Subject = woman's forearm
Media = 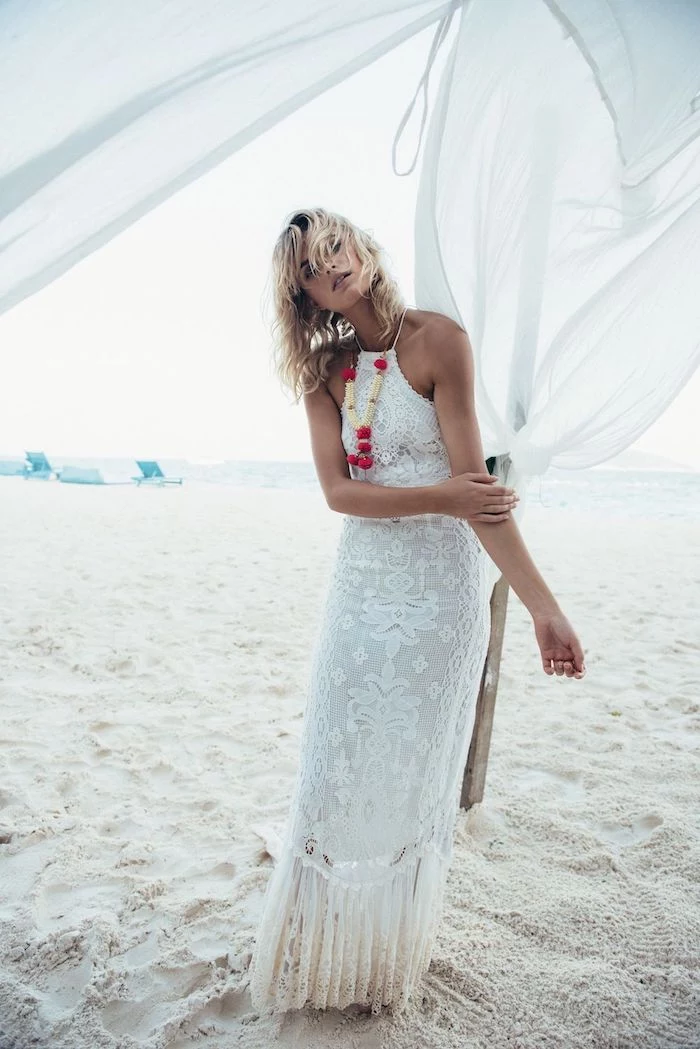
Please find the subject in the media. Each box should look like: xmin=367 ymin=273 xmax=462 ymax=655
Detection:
xmin=470 ymin=515 xmax=561 ymax=618
xmin=327 ymin=477 xmax=446 ymax=518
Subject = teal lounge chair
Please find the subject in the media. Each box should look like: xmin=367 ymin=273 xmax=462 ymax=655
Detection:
xmin=132 ymin=460 xmax=183 ymax=486
xmin=24 ymin=451 xmax=57 ymax=479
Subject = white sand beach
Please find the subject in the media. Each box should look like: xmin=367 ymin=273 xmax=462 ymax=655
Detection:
xmin=0 ymin=478 xmax=698 ymax=1049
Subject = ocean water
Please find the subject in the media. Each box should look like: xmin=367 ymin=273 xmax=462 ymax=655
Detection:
xmin=2 ymin=456 xmax=698 ymax=521
xmin=518 ymin=467 xmax=700 ymax=520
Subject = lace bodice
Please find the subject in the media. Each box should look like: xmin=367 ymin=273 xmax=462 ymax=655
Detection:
xmin=341 ymin=347 xmax=452 ymax=490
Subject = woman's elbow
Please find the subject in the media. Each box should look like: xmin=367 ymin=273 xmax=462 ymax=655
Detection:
xmin=324 ymin=480 xmax=348 ymax=513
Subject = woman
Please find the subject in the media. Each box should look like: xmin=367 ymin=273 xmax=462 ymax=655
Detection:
xmin=248 ymin=207 xmax=586 ymax=1018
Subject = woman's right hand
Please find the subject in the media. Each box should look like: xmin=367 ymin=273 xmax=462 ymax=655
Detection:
xmin=437 ymin=472 xmax=519 ymax=522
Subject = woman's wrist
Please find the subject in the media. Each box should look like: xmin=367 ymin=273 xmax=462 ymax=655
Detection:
xmin=529 ymin=598 xmax=563 ymax=619
xmin=423 ymin=481 xmax=449 ymax=515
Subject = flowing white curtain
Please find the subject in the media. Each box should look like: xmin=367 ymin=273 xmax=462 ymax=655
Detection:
xmin=415 ymin=0 xmax=700 ymax=496
xmin=2 ymin=0 xmax=699 ymax=497
xmin=0 ymin=0 xmax=451 ymax=316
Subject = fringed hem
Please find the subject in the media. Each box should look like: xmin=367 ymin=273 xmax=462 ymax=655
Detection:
xmin=248 ymin=845 xmax=448 ymax=1016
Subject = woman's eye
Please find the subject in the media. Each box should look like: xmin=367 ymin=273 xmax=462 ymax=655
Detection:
xmin=301 ymin=245 xmax=339 ymax=281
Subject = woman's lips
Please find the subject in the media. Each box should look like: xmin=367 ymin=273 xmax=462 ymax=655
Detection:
xmin=333 ymin=272 xmax=351 ymax=290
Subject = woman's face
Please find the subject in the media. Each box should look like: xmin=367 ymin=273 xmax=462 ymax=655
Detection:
xmin=297 ymin=234 xmax=368 ymax=312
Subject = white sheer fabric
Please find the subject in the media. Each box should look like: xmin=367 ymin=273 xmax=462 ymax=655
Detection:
xmin=0 ymin=0 xmax=451 ymax=315
xmin=249 ymin=347 xmax=490 ymax=1014
xmin=414 ymin=0 xmax=700 ymax=498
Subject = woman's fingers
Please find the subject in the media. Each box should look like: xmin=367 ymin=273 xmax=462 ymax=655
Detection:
xmin=471 ymin=500 xmax=518 ymax=521
xmin=549 ymin=653 xmax=586 ymax=677
xmin=533 ymin=612 xmax=586 ymax=680
xmin=467 ymin=476 xmax=518 ymax=500
xmin=560 ymin=640 xmax=586 ymax=676
xmin=546 ymin=658 xmax=571 ymax=676
xmin=484 ymin=499 xmax=518 ymax=512
xmin=470 ymin=474 xmax=513 ymax=492
xmin=473 ymin=511 xmax=511 ymax=522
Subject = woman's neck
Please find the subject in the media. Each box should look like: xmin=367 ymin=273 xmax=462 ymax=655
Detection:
xmin=341 ymin=298 xmax=401 ymax=352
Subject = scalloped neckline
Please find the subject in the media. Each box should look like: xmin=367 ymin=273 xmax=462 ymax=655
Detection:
xmin=357 ymin=346 xmax=434 ymax=406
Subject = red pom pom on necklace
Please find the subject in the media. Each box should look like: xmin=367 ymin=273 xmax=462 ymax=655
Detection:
xmin=356 ymin=425 xmax=371 ymax=438
xmin=346 ymin=453 xmax=359 ymax=466
xmin=374 ymin=358 xmax=388 ymax=371
xmin=358 ymin=441 xmax=372 ymax=453
xmin=357 ymin=455 xmax=374 ymax=470
xmin=342 ymin=367 xmax=356 ymax=381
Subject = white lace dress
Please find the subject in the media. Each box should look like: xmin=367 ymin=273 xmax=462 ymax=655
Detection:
xmin=248 ymin=345 xmax=491 ymax=1016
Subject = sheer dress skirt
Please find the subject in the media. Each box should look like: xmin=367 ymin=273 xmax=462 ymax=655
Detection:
xmin=248 ymin=510 xmax=490 ymax=1016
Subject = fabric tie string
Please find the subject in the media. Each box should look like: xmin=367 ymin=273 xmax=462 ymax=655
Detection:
xmin=391 ymin=0 xmax=463 ymax=177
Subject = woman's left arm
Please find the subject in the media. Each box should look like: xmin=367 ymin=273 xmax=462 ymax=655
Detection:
xmin=431 ymin=317 xmax=586 ymax=679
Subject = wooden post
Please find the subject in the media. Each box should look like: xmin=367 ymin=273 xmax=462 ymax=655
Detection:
xmin=460 ymin=453 xmax=511 ymax=809
xmin=460 ymin=571 xmax=510 ymax=809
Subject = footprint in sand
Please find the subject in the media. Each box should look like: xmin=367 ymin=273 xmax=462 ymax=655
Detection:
xmin=642 ymin=702 xmax=699 ymax=751
xmin=101 ymin=960 xmax=212 ymax=1039
xmin=176 ymin=987 xmax=253 ymax=1036
xmin=28 ymin=930 xmax=93 ymax=1013
xmin=87 ymin=719 xmax=134 ymax=748
xmin=591 ymin=813 xmax=664 ymax=847
xmin=35 ymin=877 xmax=127 ymax=933
xmin=514 ymin=766 xmax=585 ymax=803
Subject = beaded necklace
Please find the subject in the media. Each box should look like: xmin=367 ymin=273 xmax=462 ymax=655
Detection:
xmin=342 ymin=307 xmax=408 ymax=471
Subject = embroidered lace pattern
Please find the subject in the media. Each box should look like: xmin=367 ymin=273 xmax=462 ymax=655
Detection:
xmin=249 ymin=346 xmax=491 ymax=1016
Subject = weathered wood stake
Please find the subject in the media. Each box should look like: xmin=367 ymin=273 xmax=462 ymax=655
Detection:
xmin=460 ymin=571 xmax=510 ymax=809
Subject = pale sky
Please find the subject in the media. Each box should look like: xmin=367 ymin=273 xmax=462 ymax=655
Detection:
xmin=1 ymin=26 xmax=698 ymax=468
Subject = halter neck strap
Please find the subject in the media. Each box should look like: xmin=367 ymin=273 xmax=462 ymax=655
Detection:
xmin=354 ymin=306 xmax=409 ymax=355
xmin=390 ymin=306 xmax=409 ymax=352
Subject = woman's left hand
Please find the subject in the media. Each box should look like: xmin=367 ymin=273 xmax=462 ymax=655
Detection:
xmin=532 ymin=610 xmax=586 ymax=678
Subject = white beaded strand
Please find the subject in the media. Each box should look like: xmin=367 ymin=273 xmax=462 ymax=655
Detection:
xmin=343 ymin=307 xmax=408 ymax=471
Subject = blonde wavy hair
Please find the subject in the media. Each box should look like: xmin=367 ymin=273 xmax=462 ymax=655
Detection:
xmin=270 ymin=207 xmax=405 ymax=400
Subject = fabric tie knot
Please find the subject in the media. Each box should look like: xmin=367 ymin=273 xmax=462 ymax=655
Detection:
xmin=508 ymin=430 xmax=553 ymax=477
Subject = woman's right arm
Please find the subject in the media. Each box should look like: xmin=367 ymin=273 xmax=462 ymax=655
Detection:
xmin=303 ymin=385 xmax=518 ymax=522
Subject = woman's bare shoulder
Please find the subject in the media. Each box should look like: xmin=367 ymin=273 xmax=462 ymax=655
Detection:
xmin=409 ymin=308 xmax=466 ymax=340
xmin=407 ymin=309 xmax=473 ymax=385
xmin=407 ymin=309 xmax=469 ymax=358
